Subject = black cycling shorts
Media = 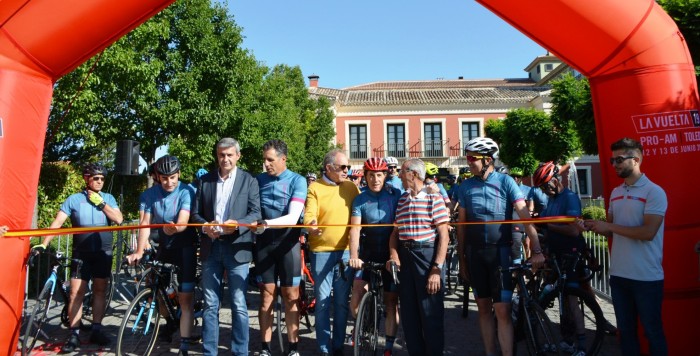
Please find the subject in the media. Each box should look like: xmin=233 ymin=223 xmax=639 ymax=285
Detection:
xmin=467 ymin=244 xmax=513 ymax=303
xmin=255 ymin=235 xmax=301 ymax=287
xmin=158 ymin=245 xmax=197 ymax=292
xmin=71 ymin=250 xmax=113 ymax=281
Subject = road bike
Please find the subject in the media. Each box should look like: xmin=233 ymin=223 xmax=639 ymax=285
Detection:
xmin=537 ymin=252 xmax=606 ymax=355
xmin=354 ymin=261 xmax=399 ymax=356
xmin=21 ymin=250 xmax=113 ymax=355
xmin=509 ymin=263 xmax=561 ymax=356
xmin=115 ymin=259 xmax=203 ymax=356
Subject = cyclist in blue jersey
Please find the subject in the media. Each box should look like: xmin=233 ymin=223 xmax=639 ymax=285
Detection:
xmin=127 ymin=156 xmax=197 ymax=355
xmin=509 ymin=167 xmax=532 ymax=263
xmin=456 ymin=138 xmax=544 ymax=356
xmin=33 ymin=163 xmax=123 ymax=353
xmin=533 ymin=162 xmax=593 ymax=354
xmin=383 ymin=156 xmax=404 ymax=193
xmin=348 ymin=157 xmax=402 ymax=356
xmin=250 ymin=140 xmax=307 ymax=356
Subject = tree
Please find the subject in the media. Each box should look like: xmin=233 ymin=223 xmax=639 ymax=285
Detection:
xmin=485 ymin=108 xmax=580 ymax=174
xmin=658 ymin=0 xmax=700 ymax=75
xmin=550 ymin=73 xmax=596 ymax=155
xmin=45 ymin=0 xmax=335 ymax=184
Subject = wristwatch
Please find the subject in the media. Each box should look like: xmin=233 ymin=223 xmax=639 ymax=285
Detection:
xmin=96 ymin=201 xmax=106 ymax=211
xmin=430 ymin=262 xmax=443 ymax=271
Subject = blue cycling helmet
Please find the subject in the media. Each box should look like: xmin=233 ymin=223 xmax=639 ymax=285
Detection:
xmin=196 ymin=168 xmax=208 ymax=179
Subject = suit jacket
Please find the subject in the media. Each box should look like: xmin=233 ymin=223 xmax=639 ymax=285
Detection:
xmin=191 ymin=168 xmax=261 ymax=263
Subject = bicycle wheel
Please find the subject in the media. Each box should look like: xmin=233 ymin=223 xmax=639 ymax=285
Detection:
xmin=354 ymin=292 xmax=379 ymax=356
xmin=21 ymin=281 xmax=54 ymax=356
xmin=274 ymin=293 xmax=287 ymax=353
xmin=116 ymin=288 xmax=163 ymax=356
xmin=523 ymin=301 xmax=561 ymax=356
xmin=541 ymin=286 xmax=605 ymax=355
xmin=299 ymin=278 xmax=315 ymax=332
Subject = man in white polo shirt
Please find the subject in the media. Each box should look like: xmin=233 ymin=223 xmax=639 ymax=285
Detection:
xmin=584 ymin=137 xmax=668 ymax=356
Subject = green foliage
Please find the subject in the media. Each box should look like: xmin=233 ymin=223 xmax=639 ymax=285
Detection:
xmin=45 ymin=0 xmax=336 ymax=205
xmin=582 ymin=205 xmax=606 ymax=221
xmin=36 ymin=162 xmax=84 ymax=230
xmin=658 ymin=0 xmax=700 ymax=76
xmin=550 ymin=73 xmax=596 ymax=155
xmin=487 ymin=108 xmax=579 ymax=175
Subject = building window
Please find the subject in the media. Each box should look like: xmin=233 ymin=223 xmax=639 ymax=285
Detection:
xmin=461 ymin=122 xmax=480 ymax=152
xmin=349 ymin=124 xmax=367 ymax=159
xmin=544 ymin=63 xmax=554 ymax=72
xmin=575 ymin=168 xmax=591 ymax=196
xmin=424 ymin=123 xmax=443 ymax=157
xmin=387 ymin=124 xmax=406 ymax=158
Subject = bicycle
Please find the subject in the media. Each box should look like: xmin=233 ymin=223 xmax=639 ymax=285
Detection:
xmin=273 ymin=234 xmax=316 ymax=353
xmin=537 ymin=251 xmax=606 ymax=355
xmin=115 ymin=259 xmax=203 ymax=356
xmin=509 ymin=263 xmax=561 ymax=356
xmin=354 ymin=261 xmax=399 ymax=356
xmin=21 ymin=251 xmax=80 ymax=356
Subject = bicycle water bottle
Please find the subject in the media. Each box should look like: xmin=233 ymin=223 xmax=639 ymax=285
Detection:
xmin=539 ymin=283 xmax=555 ymax=301
xmin=166 ymin=285 xmax=177 ymax=300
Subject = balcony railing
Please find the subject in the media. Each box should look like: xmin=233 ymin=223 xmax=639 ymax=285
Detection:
xmin=348 ymin=144 xmax=369 ymax=160
xmin=373 ymin=142 xmax=407 ymax=158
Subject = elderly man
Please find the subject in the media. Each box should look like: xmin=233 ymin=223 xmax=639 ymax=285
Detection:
xmin=191 ymin=137 xmax=261 ymax=356
xmin=303 ymin=148 xmax=360 ymax=356
xmin=387 ymin=158 xmax=450 ymax=355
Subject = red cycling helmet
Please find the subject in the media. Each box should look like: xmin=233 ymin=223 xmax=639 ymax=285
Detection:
xmin=364 ymin=157 xmax=388 ymax=172
xmin=532 ymin=161 xmax=559 ymax=187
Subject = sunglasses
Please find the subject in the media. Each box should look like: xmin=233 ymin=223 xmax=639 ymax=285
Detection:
xmin=90 ymin=176 xmax=105 ymax=182
xmin=388 ymin=166 xmax=398 ymax=170
xmin=609 ymin=156 xmax=636 ymax=165
xmin=466 ymin=155 xmax=487 ymax=162
xmin=334 ymin=164 xmax=351 ymax=171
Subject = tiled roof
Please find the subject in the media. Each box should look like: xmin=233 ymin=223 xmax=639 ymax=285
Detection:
xmin=308 ymin=78 xmax=550 ymax=107
xmin=343 ymin=78 xmax=535 ymax=90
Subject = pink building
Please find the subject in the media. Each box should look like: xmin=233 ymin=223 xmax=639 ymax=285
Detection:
xmin=308 ymin=54 xmax=604 ymax=199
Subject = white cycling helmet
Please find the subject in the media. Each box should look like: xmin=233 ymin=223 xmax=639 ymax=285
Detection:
xmin=384 ymin=156 xmax=399 ymax=166
xmin=464 ymin=137 xmax=499 ymax=159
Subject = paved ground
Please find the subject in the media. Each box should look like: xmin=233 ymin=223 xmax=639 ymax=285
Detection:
xmin=18 ymin=277 xmax=621 ymax=356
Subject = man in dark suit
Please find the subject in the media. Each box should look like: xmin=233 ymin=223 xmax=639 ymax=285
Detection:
xmin=191 ymin=137 xmax=261 ymax=356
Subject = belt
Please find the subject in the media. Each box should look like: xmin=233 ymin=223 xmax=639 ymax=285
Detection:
xmin=399 ymin=239 xmax=435 ymax=249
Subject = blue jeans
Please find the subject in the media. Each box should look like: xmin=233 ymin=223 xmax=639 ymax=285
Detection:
xmin=311 ymin=250 xmax=352 ymax=353
xmin=610 ymin=276 xmax=667 ymax=356
xmin=201 ymin=240 xmax=250 ymax=356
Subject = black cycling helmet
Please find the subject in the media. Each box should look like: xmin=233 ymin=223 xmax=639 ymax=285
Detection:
xmin=83 ymin=163 xmax=108 ymax=177
xmin=155 ymin=155 xmax=181 ymax=175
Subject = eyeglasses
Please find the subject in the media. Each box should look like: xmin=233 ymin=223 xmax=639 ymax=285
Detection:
xmin=90 ymin=176 xmax=105 ymax=182
xmin=466 ymin=155 xmax=486 ymax=162
xmin=333 ymin=164 xmax=351 ymax=171
xmin=609 ymin=156 xmax=636 ymax=165
xmin=388 ymin=166 xmax=398 ymax=170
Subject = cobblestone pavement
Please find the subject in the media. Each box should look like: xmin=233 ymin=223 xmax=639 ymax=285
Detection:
xmin=19 ymin=282 xmax=621 ymax=355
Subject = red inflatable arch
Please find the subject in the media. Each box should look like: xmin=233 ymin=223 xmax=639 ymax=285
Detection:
xmin=0 ymin=0 xmax=698 ymax=354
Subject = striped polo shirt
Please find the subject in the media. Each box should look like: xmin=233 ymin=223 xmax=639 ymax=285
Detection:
xmin=395 ymin=188 xmax=450 ymax=242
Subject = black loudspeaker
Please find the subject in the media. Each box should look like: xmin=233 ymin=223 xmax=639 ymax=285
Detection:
xmin=115 ymin=140 xmax=140 ymax=175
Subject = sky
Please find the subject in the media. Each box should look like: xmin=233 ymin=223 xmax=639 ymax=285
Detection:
xmin=227 ymin=0 xmax=547 ymax=89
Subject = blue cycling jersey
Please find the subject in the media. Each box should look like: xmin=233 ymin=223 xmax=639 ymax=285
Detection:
xmin=139 ymin=181 xmax=195 ymax=249
xmin=540 ymin=188 xmax=584 ymax=253
xmin=512 ymin=183 xmax=533 ymax=220
xmin=352 ymin=186 xmax=401 ymax=261
xmin=60 ymin=191 xmax=119 ymax=252
xmin=385 ymin=175 xmax=404 ymax=193
xmin=457 ymin=171 xmax=525 ymax=247
xmin=437 ymin=182 xmax=450 ymax=202
xmin=256 ymin=169 xmax=307 ymax=240
xmin=528 ymin=186 xmax=549 ymax=211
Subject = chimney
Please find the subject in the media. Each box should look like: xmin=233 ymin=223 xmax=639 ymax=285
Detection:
xmin=458 ymin=76 xmax=464 ymax=80
xmin=308 ymin=74 xmax=319 ymax=88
